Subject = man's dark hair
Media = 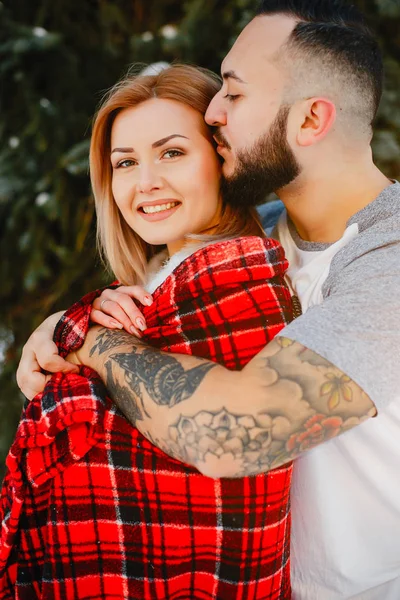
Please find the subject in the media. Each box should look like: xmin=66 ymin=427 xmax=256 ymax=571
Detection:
xmin=256 ymin=0 xmax=383 ymax=126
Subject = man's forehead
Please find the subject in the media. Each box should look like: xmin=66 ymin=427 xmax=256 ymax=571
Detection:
xmin=222 ymin=14 xmax=297 ymax=76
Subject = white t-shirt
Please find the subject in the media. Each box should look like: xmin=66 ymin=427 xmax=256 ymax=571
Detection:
xmin=273 ymin=188 xmax=400 ymax=600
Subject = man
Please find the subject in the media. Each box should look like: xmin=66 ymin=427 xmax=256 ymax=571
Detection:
xmin=17 ymin=1 xmax=400 ymax=598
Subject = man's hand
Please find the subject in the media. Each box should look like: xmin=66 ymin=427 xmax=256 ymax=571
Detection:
xmin=17 ymin=311 xmax=79 ymax=399
xmin=75 ymin=326 xmax=376 ymax=478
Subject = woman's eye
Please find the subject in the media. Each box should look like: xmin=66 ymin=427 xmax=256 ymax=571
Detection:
xmin=163 ymin=149 xmax=184 ymax=159
xmin=115 ymin=158 xmax=137 ymax=169
xmin=223 ymin=94 xmax=240 ymax=103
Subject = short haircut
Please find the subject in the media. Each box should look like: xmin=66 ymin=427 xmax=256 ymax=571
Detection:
xmin=256 ymin=0 xmax=383 ymax=131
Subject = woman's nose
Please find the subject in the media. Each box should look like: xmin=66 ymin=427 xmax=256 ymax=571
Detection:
xmin=138 ymin=179 xmax=159 ymax=194
xmin=136 ymin=167 xmax=162 ymax=194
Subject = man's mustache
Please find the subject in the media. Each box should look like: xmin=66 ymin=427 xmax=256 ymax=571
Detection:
xmin=213 ymin=130 xmax=231 ymax=151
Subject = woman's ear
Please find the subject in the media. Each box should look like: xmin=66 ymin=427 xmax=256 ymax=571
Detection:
xmin=296 ymin=97 xmax=337 ymax=147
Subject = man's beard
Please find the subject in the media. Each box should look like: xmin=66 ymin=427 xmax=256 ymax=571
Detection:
xmin=218 ymin=105 xmax=301 ymax=208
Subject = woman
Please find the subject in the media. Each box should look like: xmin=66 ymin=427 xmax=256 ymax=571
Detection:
xmin=1 ymin=65 xmax=293 ymax=599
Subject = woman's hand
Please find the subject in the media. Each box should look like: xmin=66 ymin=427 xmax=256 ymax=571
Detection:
xmin=16 ymin=311 xmax=80 ymax=400
xmin=90 ymin=286 xmax=153 ymax=337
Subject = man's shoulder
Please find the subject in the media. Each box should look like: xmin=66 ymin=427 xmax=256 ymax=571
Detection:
xmin=257 ymin=200 xmax=285 ymax=235
xmin=333 ymin=190 xmax=400 ymax=278
xmin=344 ymin=181 xmax=400 ymax=253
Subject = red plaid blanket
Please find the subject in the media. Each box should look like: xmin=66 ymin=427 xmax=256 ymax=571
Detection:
xmin=1 ymin=236 xmax=293 ymax=600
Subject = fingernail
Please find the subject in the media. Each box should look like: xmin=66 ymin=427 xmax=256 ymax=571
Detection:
xmin=136 ymin=318 xmax=146 ymax=331
xmin=143 ymin=295 xmax=153 ymax=306
xmin=130 ymin=326 xmax=141 ymax=337
xmin=111 ymin=320 xmax=123 ymax=329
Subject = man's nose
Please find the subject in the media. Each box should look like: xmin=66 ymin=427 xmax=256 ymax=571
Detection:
xmin=205 ymin=93 xmax=227 ymax=127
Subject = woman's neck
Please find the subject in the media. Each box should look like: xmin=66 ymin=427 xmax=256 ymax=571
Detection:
xmin=167 ymin=220 xmax=222 ymax=257
xmin=167 ymin=239 xmax=186 ymax=257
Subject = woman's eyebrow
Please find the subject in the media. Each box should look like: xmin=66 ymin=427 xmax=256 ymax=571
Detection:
xmin=111 ymin=147 xmax=133 ymax=154
xmin=152 ymin=134 xmax=189 ymax=148
xmin=111 ymin=134 xmax=189 ymax=155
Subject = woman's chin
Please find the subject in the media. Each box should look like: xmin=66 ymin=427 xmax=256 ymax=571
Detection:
xmin=140 ymin=233 xmax=184 ymax=250
xmin=142 ymin=237 xmax=169 ymax=248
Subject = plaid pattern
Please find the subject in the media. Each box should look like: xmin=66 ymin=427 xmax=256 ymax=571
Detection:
xmin=1 ymin=236 xmax=294 ymax=600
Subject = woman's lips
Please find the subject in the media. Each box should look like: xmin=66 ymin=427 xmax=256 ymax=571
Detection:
xmin=138 ymin=202 xmax=181 ymax=222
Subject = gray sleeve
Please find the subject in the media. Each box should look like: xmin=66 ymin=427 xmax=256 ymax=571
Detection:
xmin=279 ymin=240 xmax=400 ymax=409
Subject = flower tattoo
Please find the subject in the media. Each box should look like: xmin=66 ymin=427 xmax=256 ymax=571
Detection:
xmin=321 ymin=373 xmax=353 ymax=411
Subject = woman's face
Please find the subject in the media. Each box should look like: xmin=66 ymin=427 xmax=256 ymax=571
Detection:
xmin=110 ymin=98 xmax=222 ymax=255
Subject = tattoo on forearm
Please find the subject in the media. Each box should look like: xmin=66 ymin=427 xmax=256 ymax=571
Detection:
xmin=90 ymin=328 xmax=215 ymax=424
xmin=91 ymin=327 xmax=376 ymax=477
xmin=320 ymin=373 xmax=353 ymax=410
xmin=161 ymin=406 xmax=368 ymax=478
xmin=108 ymin=349 xmax=214 ymax=407
xmin=89 ymin=328 xmax=138 ymax=358
xmin=167 ymin=408 xmax=277 ymax=476
xmin=162 ymin=337 xmax=375 ymax=476
xmin=105 ymin=360 xmax=144 ymax=426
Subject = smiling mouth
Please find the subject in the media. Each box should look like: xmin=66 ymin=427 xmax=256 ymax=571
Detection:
xmin=139 ymin=201 xmax=180 ymax=214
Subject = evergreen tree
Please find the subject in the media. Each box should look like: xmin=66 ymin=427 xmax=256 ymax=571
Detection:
xmin=0 ymin=0 xmax=399 ymax=478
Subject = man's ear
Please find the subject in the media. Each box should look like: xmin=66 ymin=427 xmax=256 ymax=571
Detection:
xmin=296 ymin=98 xmax=337 ymax=147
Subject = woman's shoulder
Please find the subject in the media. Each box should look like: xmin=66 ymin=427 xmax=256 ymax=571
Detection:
xmin=148 ymin=236 xmax=288 ymax=303
xmin=202 ymin=235 xmax=284 ymax=258
xmin=176 ymin=235 xmax=288 ymax=280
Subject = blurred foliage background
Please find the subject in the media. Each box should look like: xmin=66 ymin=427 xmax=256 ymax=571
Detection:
xmin=1 ymin=0 xmax=399 ymax=479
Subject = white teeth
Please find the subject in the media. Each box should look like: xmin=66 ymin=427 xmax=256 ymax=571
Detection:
xmin=142 ymin=201 xmax=179 ymax=214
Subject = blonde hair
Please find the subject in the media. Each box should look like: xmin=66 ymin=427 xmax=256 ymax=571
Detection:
xmin=90 ymin=64 xmax=265 ymax=285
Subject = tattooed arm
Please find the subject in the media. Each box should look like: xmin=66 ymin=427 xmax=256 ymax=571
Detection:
xmin=69 ymin=325 xmax=376 ymax=478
